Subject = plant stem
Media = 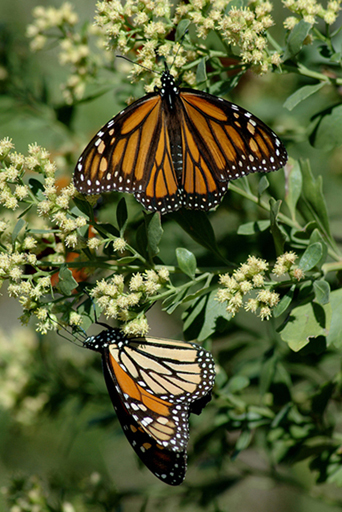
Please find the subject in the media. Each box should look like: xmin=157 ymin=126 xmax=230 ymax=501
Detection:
xmin=229 ymin=182 xmax=301 ymax=230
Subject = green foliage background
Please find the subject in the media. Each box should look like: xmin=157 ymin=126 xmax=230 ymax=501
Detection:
xmin=1 ymin=1 xmax=342 ymax=511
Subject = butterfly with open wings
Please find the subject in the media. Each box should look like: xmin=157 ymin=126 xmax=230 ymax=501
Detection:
xmin=74 ymin=65 xmax=287 ymax=213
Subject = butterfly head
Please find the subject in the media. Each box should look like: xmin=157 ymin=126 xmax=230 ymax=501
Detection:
xmin=83 ymin=327 xmax=128 ymax=353
xmin=156 ymin=67 xmax=179 ymax=110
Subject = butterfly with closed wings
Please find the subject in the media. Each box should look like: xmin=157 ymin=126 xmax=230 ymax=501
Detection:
xmin=80 ymin=327 xmax=215 ymax=485
xmin=74 ymin=63 xmax=287 ymax=214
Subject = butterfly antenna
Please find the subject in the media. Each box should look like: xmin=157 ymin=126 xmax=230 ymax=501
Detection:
xmin=169 ymin=31 xmax=188 ymax=73
xmin=56 ymin=328 xmax=85 ymax=347
xmin=115 ymin=55 xmax=158 ymax=75
xmin=48 ymin=314 xmax=87 ymax=347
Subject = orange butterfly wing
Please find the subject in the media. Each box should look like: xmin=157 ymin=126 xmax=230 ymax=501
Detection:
xmin=103 ymin=336 xmax=215 ymax=451
xmin=102 ymin=357 xmax=187 ymax=486
xmin=73 ymin=94 xmax=181 ymax=212
xmin=178 ymin=89 xmax=287 ymax=210
xmin=74 ymin=69 xmax=287 ymax=213
xmin=83 ymin=328 xmax=215 ymax=485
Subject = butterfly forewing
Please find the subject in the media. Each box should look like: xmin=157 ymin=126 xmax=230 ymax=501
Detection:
xmin=74 ymin=94 xmax=162 ymax=196
xmin=102 ymin=359 xmax=187 ymax=485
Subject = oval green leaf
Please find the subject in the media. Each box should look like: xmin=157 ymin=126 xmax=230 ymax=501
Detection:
xmin=326 ymin=288 xmax=342 ymax=348
xmin=283 ymin=20 xmax=312 ymax=61
xmin=196 ymin=58 xmax=207 ymax=84
xmin=258 ymin=175 xmax=269 ymax=198
xmin=273 ymin=285 xmax=295 ymax=318
xmin=298 ymin=242 xmax=323 ymax=271
xmin=313 ymin=279 xmax=330 ymax=306
xmin=176 ymin=247 xmax=197 ymax=279
xmin=279 ymin=301 xmax=332 ymax=352
xmin=58 ymin=266 xmax=78 ymax=296
xmin=283 ymin=82 xmax=326 ymax=111
xmin=238 ymin=220 xmax=270 ymax=235
xmin=12 ymin=218 xmax=26 ymax=244
xmin=311 ymin=104 xmax=342 ymax=151
xmin=284 ymin=159 xmax=302 ymax=220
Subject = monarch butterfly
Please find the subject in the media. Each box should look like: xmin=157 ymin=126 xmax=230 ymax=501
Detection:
xmin=82 ymin=327 xmax=215 ymax=485
xmin=73 ymin=66 xmax=288 ymax=213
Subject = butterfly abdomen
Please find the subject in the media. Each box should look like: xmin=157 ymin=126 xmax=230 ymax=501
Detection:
xmin=164 ymin=99 xmax=184 ymax=181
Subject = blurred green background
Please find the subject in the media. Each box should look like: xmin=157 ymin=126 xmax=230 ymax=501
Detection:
xmin=2 ymin=1 xmax=342 ymax=511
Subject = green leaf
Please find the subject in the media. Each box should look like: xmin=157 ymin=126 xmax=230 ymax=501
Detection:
xmin=283 ymin=83 xmax=326 ymax=111
xmin=331 ymin=51 xmax=342 ymax=63
xmin=18 ymin=204 xmax=33 ymax=219
xmin=237 ymin=176 xmax=252 ymax=194
xmin=208 ymin=71 xmax=244 ymax=96
xmin=283 ymin=20 xmax=312 ymax=61
xmin=12 ymin=218 xmax=26 ymax=244
xmin=173 ymin=210 xmax=222 ymax=259
xmin=309 ymin=229 xmax=328 ymax=268
xmin=196 ymin=58 xmax=207 ymax=84
xmin=135 ymin=222 xmax=148 ymax=260
xmin=182 ymin=295 xmax=207 ymax=333
xmin=181 ymin=279 xmax=214 ymax=303
xmin=258 ymin=176 xmax=269 ymax=198
xmin=116 ymin=197 xmax=128 ymax=235
xmin=72 ymin=196 xmax=94 ymax=220
xmin=115 ymin=256 xmax=137 ymax=265
xmin=284 ymin=159 xmax=302 ymax=221
xmin=311 ymin=382 xmax=335 ymax=416
xmin=175 ymin=19 xmax=190 ymax=41
xmin=197 ymin=290 xmax=232 ymax=341
xmin=273 ymin=285 xmax=295 ymax=318
xmin=326 ymin=288 xmax=342 ymax=348
xmin=163 ymin=288 xmax=188 ymax=314
xmin=259 ymin=352 xmax=277 ymax=397
xmin=297 ymin=159 xmax=332 ymax=241
xmin=328 ymin=466 xmax=342 ymax=486
xmin=269 ymin=198 xmax=286 ymax=255
xmin=226 ymin=375 xmax=250 ymax=393
xmin=58 ymin=266 xmax=78 ymax=296
xmin=311 ymin=104 xmax=342 ymax=150
xmin=313 ymin=279 xmax=330 ymax=306
xmin=279 ymin=301 xmax=332 ymax=352
xmin=235 ymin=429 xmax=252 ymax=452
xmin=176 ymin=248 xmax=197 ymax=278
xmin=28 ymin=178 xmax=45 ymax=201
xmin=182 ymin=289 xmax=232 ymax=339
xmin=298 ymin=242 xmax=323 ymax=271
xmin=146 ymin=213 xmax=163 ymax=259
xmin=237 ymin=220 xmax=270 ymax=235
xmin=77 ymin=298 xmax=97 ymax=331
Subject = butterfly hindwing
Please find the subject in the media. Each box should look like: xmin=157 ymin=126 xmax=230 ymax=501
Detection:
xmin=134 ymin=109 xmax=181 ymax=212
